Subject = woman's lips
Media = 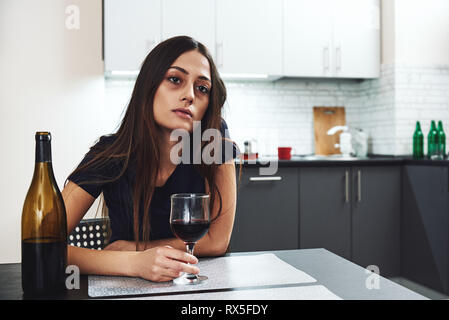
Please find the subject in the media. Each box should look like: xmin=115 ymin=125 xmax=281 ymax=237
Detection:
xmin=173 ymin=109 xmax=192 ymax=120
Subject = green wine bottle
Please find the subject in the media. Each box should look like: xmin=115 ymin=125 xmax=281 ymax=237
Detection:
xmin=437 ymin=121 xmax=446 ymax=159
xmin=428 ymin=120 xmax=438 ymax=159
xmin=413 ymin=121 xmax=424 ymax=159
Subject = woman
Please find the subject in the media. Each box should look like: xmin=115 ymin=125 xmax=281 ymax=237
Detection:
xmin=62 ymin=36 xmax=239 ymax=282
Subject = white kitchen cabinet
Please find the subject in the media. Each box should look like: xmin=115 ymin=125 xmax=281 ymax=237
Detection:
xmin=216 ymin=0 xmax=283 ymax=76
xmin=104 ymin=0 xmax=379 ymax=79
xmin=332 ymin=0 xmax=380 ymax=78
xmin=104 ymin=0 xmax=162 ymax=73
xmin=283 ymin=0 xmax=380 ymax=79
xmin=283 ymin=0 xmax=333 ymax=77
xmin=162 ymin=0 xmax=216 ymax=58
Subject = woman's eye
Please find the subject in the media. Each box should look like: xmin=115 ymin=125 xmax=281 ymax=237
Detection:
xmin=197 ymin=85 xmax=209 ymax=94
xmin=168 ymin=76 xmax=181 ymax=84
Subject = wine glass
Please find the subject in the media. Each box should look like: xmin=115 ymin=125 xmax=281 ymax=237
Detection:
xmin=170 ymin=193 xmax=210 ymax=285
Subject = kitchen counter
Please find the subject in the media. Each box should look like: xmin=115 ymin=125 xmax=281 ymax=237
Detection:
xmin=235 ymin=155 xmax=449 ymax=167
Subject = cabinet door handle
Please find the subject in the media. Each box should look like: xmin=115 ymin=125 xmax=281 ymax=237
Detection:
xmin=249 ymin=176 xmax=282 ymax=182
xmin=345 ymin=170 xmax=349 ymax=203
xmin=323 ymin=45 xmax=330 ymax=73
xmin=357 ymin=169 xmax=362 ymax=203
xmin=216 ymin=42 xmax=223 ymax=69
xmin=336 ymin=45 xmax=342 ymax=71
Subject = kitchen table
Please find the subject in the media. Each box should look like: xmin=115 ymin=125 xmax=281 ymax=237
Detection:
xmin=0 ymin=248 xmax=426 ymax=300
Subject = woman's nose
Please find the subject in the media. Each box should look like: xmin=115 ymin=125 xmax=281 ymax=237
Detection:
xmin=180 ymin=84 xmax=194 ymax=105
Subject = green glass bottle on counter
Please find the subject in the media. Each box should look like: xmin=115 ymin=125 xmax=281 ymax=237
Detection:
xmin=413 ymin=121 xmax=424 ymax=159
xmin=437 ymin=121 xmax=446 ymax=159
xmin=427 ymin=120 xmax=439 ymax=159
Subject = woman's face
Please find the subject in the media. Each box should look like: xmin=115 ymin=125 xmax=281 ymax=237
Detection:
xmin=153 ymin=49 xmax=212 ymax=134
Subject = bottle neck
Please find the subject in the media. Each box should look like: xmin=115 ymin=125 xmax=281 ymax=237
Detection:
xmin=431 ymin=122 xmax=437 ymax=131
xmin=35 ymin=140 xmax=52 ymax=163
xmin=416 ymin=123 xmax=421 ymax=131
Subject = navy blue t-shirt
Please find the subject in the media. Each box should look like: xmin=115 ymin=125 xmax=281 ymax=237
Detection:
xmin=68 ymin=119 xmax=238 ymax=243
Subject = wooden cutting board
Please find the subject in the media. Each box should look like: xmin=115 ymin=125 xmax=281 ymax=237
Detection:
xmin=313 ymin=107 xmax=346 ymax=155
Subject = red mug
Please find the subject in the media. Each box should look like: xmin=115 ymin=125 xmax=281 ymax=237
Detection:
xmin=278 ymin=147 xmax=292 ymax=160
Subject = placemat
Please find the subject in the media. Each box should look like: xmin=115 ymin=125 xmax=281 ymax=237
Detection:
xmin=88 ymin=253 xmax=317 ymax=298
xmin=119 ymin=285 xmax=342 ymax=300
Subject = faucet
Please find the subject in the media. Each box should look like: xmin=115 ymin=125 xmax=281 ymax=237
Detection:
xmin=327 ymin=125 xmax=348 ymax=136
xmin=327 ymin=125 xmax=353 ymax=157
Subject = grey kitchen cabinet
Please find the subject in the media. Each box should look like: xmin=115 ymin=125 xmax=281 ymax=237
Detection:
xmin=402 ymin=165 xmax=449 ymax=293
xmin=229 ymin=167 xmax=299 ymax=252
xmin=351 ymin=166 xmax=401 ymax=277
xmin=299 ymin=167 xmax=352 ymax=260
xmin=299 ymin=166 xmax=401 ymax=276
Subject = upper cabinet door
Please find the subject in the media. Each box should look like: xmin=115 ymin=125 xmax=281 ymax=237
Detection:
xmin=332 ymin=0 xmax=380 ymax=78
xmin=283 ymin=0 xmax=380 ymax=79
xmin=162 ymin=0 xmax=216 ymax=58
xmin=216 ymin=0 xmax=282 ymax=76
xmin=283 ymin=0 xmax=333 ymax=77
xmin=104 ymin=0 xmax=162 ymax=72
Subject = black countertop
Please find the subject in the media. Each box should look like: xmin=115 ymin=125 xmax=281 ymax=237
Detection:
xmin=235 ymin=155 xmax=449 ymax=167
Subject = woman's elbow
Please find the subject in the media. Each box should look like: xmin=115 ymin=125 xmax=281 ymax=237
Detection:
xmin=213 ymin=242 xmax=229 ymax=256
xmin=206 ymin=238 xmax=229 ymax=256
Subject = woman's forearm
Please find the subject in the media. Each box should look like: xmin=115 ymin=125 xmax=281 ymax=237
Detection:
xmin=106 ymin=233 xmax=228 ymax=257
xmin=68 ymin=245 xmax=139 ymax=277
xmin=68 ymin=243 xmax=200 ymax=282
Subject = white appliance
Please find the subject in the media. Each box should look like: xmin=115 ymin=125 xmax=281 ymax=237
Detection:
xmin=327 ymin=126 xmax=369 ymax=157
xmin=327 ymin=125 xmax=353 ymax=157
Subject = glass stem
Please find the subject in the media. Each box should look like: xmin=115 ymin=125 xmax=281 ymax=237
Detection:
xmin=186 ymin=243 xmax=195 ymax=256
xmin=185 ymin=243 xmax=196 ymax=279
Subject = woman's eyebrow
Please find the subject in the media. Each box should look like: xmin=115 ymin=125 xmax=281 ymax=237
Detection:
xmin=168 ymin=66 xmax=211 ymax=83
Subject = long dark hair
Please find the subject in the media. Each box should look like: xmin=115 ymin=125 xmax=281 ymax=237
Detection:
xmin=68 ymin=36 xmax=240 ymax=250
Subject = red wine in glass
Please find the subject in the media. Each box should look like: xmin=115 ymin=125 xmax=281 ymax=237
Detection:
xmin=170 ymin=219 xmax=210 ymax=244
xmin=169 ymin=193 xmax=210 ymax=285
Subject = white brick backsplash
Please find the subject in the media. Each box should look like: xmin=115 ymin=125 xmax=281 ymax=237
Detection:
xmin=104 ymin=63 xmax=449 ymax=156
xmin=394 ymin=64 xmax=449 ymax=155
xmin=224 ymin=64 xmax=449 ymax=156
xmin=223 ymin=78 xmax=361 ymax=155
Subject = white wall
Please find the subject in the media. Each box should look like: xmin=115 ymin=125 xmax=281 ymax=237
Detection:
xmin=0 ymin=0 xmax=124 ymax=263
xmin=395 ymin=0 xmax=449 ymax=66
xmin=381 ymin=0 xmax=449 ymax=65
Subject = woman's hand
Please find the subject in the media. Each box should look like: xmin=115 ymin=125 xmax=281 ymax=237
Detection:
xmin=131 ymin=245 xmax=200 ymax=282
